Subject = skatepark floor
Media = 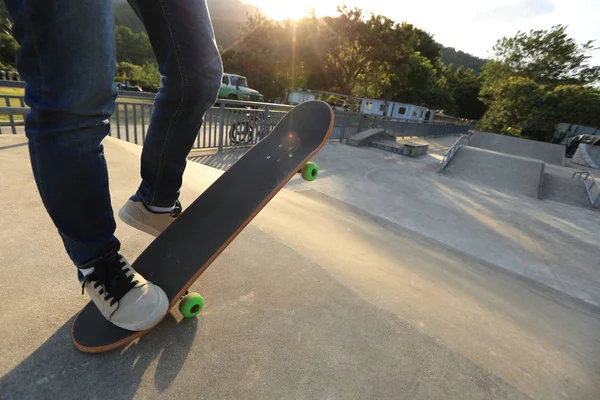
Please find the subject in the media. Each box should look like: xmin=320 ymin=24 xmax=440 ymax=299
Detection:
xmin=1 ymin=135 xmax=600 ymax=399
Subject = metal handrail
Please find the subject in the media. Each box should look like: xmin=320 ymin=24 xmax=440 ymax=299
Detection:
xmin=573 ymin=171 xmax=600 ymax=208
xmin=438 ymin=134 xmax=469 ymax=172
xmin=0 ymin=106 xmax=28 ymax=115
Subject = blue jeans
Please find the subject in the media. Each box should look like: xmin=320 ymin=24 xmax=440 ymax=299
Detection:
xmin=4 ymin=0 xmax=223 ymax=270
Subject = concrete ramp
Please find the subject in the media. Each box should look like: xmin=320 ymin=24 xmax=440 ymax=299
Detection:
xmin=443 ymin=146 xmax=545 ymax=199
xmin=573 ymin=143 xmax=600 ymax=169
xmin=541 ymin=171 xmax=591 ymax=208
xmin=347 ymin=129 xmax=394 ymax=147
xmin=470 ymin=131 xmax=565 ymax=166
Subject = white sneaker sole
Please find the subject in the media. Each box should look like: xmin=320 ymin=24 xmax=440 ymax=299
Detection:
xmin=112 ymin=286 xmax=169 ymax=331
xmin=118 ymin=203 xmax=162 ymax=237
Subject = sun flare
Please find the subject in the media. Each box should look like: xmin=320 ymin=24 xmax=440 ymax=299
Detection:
xmin=241 ymin=0 xmax=341 ymax=21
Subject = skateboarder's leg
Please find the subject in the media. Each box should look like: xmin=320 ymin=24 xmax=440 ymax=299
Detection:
xmin=6 ymin=0 xmax=167 ymax=331
xmin=119 ymin=0 xmax=223 ymax=235
xmin=5 ymin=0 xmax=120 ymax=271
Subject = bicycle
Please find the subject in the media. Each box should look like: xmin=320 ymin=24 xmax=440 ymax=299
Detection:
xmin=229 ymin=108 xmax=275 ymax=144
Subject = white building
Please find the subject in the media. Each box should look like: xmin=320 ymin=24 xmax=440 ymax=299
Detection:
xmin=360 ymin=98 xmax=430 ymax=121
xmin=287 ymin=89 xmax=317 ymax=105
xmin=359 ymin=98 xmax=387 ymax=116
xmin=287 ymin=90 xmax=432 ymax=121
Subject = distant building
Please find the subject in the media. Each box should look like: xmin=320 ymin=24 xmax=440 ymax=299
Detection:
xmin=287 ymin=89 xmax=317 ymax=105
xmin=287 ymin=89 xmax=432 ymax=121
xmin=360 ymin=98 xmax=431 ymax=122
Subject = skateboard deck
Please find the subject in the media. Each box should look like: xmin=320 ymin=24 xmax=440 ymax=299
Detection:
xmin=71 ymin=100 xmax=334 ymax=353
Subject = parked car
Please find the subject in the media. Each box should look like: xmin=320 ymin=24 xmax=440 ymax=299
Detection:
xmin=219 ymin=73 xmax=263 ymax=102
xmin=118 ymin=81 xmax=143 ymax=92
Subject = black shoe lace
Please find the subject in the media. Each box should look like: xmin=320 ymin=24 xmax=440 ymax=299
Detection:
xmin=81 ymin=255 xmax=139 ymax=307
xmin=171 ymin=200 xmax=182 ymax=218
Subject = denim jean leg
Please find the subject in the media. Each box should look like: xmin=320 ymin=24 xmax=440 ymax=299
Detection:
xmin=127 ymin=0 xmax=223 ymax=207
xmin=5 ymin=0 xmax=121 ymax=270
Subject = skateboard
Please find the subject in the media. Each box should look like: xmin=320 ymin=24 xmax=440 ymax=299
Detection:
xmin=71 ymin=100 xmax=334 ymax=353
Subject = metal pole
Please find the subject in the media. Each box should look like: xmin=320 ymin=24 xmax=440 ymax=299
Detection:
xmin=5 ymin=97 xmax=16 ymax=134
xmin=124 ymin=104 xmax=130 ymax=143
xmin=218 ymin=102 xmax=225 ymax=152
xmin=132 ymin=104 xmax=138 ymax=145
xmin=116 ymin=103 xmax=121 ymax=139
xmin=341 ymin=111 xmax=348 ymax=141
xmin=263 ymin=106 xmax=270 ymax=142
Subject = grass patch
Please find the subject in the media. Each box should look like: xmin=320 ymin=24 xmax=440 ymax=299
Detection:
xmin=0 ymin=87 xmax=24 ymax=98
xmin=0 ymin=89 xmax=25 ymax=121
xmin=0 ymin=87 xmax=154 ymax=121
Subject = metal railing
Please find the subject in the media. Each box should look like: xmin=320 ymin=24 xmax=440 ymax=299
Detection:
xmin=0 ymin=95 xmax=27 ymax=134
xmin=572 ymin=171 xmax=600 ymax=208
xmin=110 ymin=99 xmax=293 ymax=150
xmin=0 ymin=96 xmax=471 ymax=150
xmin=438 ymin=134 xmax=470 ymax=172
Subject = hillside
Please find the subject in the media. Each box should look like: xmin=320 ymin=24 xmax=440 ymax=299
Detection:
xmin=112 ymin=0 xmax=260 ymax=49
xmin=113 ymin=1 xmax=486 ymax=71
xmin=441 ymin=47 xmax=487 ymax=73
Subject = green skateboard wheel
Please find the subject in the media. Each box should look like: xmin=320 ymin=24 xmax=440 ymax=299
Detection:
xmin=179 ymin=292 xmax=205 ymax=318
xmin=301 ymin=162 xmax=319 ymax=181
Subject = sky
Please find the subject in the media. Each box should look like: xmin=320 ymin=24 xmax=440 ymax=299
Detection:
xmin=241 ymin=0 xmax=600 ymax=64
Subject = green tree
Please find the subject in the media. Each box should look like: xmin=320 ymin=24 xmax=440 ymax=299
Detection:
xmin=319 ymin=7 xmax=402 ymax=95
xmin=552 ymin=85 xmax=600 ymax=128
xmin=113 ymin=3 xmax=146 ymax=33
xmin=294 ymin=13 xmax=343 ymax=92
xmin=115 ymin=26 xmax=154 ymax=66
xmin=441 ymin=47 xmax=486 ymax=73
xmin=221 ymin=13 xmax=287 ymax=101
xmin=389 ymin=54 xmax=438 ymax=106
xmin=221 ymin=13 xmax=313 ymax=101
xmin=317 ymin=9 xmax=446 ymax=108
xmin=0 ymin=2 xmax=17 ymax=68
xmin=441 ymin=65 xmax=486 ymax=119
xmin=413 ymin=26 xmax=442 ymax=64
xmin=115 ymin=61 xmax=143 ymax=81
xmin=491 ymin=24 xmax=600 ymax=86
xmin=115 ymin=61 xmax=161 ymax=91
xmin=479 ymin=77 xmax=552 ymax=136
xmin=479 ymin=25 xmax=600 ymax=140
xmin=0 ymin=31 xmax=18 ymax=68
xmin=133 ymin=62 xmax=161 ymax=91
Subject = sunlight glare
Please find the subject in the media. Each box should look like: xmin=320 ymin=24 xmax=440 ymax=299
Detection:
xmin=241 ymin=0 xmax=340 ymax=20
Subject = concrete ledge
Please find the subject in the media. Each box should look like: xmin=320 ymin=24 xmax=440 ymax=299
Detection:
xmin=443 ymin=146 xmax=546 ymax=199
xmin=403 ymin=142 xmax=429 ymax=157
xmin=369 ymin=139 xmax=404 ymax=154
xmin=369 ymin=140 xmax=429 ymax=157
xmin=470 ymin=131 xmax=565 ymax=166
xmin=347 ymin=129 xmax=394 ymax=147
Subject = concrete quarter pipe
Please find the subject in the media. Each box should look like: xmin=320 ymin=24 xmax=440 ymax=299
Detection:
xmin=442 ymin=146 xmax=545 ymax=199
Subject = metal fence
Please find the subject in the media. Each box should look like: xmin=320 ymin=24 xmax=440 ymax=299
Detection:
xmin=0 ymin=96 xmax=472 ymax=148
xmin=0 ymin=95 xmax=26 ymax=134
xmin=110 ymin=99 xmax=293 ymax=150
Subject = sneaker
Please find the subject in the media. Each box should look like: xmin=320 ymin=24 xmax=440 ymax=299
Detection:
xmin=118 ymin=199 xmax=182 ymax=237
xmin=81 ymin=254 xmax=168 ymax=331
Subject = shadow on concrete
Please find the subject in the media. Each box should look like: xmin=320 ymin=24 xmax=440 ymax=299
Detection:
xmin=0 ymin=141 xmax=27 ymax=151
xmin=0 ymin=312 xmax=198 ymax=399
xmin=188 ymin=147 xmax=249 ymax=172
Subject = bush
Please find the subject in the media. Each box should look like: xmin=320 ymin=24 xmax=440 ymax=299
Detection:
xmin=115 ymin=61 xmax=161 ymax=92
